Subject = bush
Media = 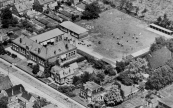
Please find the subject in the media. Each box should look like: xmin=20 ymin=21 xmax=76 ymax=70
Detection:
xmin=6 ymin=51 xmax=11 ymax=56
xmin=11 ymin=54 xmax=17 ymax=58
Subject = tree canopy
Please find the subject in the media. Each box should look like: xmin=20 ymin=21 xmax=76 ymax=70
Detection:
xmin=104 ymin=84 xmax=124 ymax=106
xmin=82 ymin=2 xmax=101 ymax=20
xmin=0 ymin=42 xmax=6 ymax=55
xmin=32 ymin=64 xmax=40 ymax=75
xmin=145 ymin=64 xmax=173 ymax=90
xmin=0 ymin=97 xmax=8 ymax=108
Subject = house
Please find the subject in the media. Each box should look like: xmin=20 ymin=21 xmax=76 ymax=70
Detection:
xmin=19 ymin=91 xmax=36 ymax=108
xmin=30 ymin=28 xmax=65 ymax=45
xmin=2 ymin=84 xmax=25 ymax=108
xmin=50 ymin=65 xmax=74 ymax=84
xmin=59 ymin=21 xmax=88 ymax=39
xmin=12 ymin=1 xmax=33 ymax=16
xmin=34 ymin=0 xmax=56 ymax=11
xmin=158 ymin=96 xmax=173 ymax=108
xmin=80 ymin=81 xmax=104 ymax=102
xmin=0 ymin=0 xmax=14 ymax=9
xmin=0 ymin=75 xmax=13 ymax=91
xmin=12 ymin=35 xmax=77 ymax=66
xmin=147 ymin=46 xmax=172 ymax=70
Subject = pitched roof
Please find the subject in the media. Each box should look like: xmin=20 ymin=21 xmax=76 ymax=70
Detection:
xmin=0 ymin=76 xmax=13 ymax=90
xmin=21 ymin=91 xmax=32 ymax=101
xmin=147 ymin=46 xmax=172 ymax=70
xmin=14 ymin=1 xmax=33 ymax=13
xmin=51 ymin=66 xmax=74 ymax=79
xmin=159 ymin=96 xmax=173 ymax=108
xmin=12 ymin=35 xmax=76 ymax=59
xmin=84 ymin=81 xmax=102 ymax=91
xmin=37 ymin=0 xmax=55 ymax=5
xmin=5 ymin=84 xmax=25 ymax=97
xmin=30 ymin=28 xmax=64 ymax=43
xmin=60 ymin=21 xmax=88 ymax=35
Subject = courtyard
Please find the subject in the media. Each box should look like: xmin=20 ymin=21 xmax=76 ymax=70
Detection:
xmin=76 ymin=9 xmax=162 ymax=61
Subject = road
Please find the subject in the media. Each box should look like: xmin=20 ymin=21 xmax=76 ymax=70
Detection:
xmin=0 ymin=58 xmax=85 ymax=108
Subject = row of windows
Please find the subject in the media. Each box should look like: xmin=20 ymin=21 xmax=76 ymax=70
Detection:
xmin=66 ymin=51 xmax=76 ymax=60
xmin=150 ymin=25 xmax=173 ymax=35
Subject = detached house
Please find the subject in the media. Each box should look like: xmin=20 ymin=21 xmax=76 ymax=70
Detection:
xmin=19 ymin=91 xmax=36 ymax=108
xmin=51 ymin=65 xmax=74 ymax=85
xmin=80 ymin=81 xmax=104 ymax=102
xmin=59 ymin=21 xmax=88 ymax=39
xmin=1 ymin=84 xmax=25 ymax=108
xmin=12 ymin=1 xmax=33 ymax=16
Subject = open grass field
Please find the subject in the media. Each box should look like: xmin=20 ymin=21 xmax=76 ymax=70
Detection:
xmin=76 ymin=9 xmax=162 ymax=61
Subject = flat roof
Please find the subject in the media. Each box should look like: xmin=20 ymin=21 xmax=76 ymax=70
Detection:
xmin=150 ymin=23 xmax=173 ymax=33
xmin=60 ymin=21 xmax=88 ymax=34
xmin=30 ymin=28 xmax=64 ymax=42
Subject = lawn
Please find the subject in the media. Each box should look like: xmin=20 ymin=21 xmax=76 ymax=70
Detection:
xmin=76 ymin=9 xmax=161 ymax=61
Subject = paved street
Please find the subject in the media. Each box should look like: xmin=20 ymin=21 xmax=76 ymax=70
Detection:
xmin=0 ymin=58 xmax=85 ymax=108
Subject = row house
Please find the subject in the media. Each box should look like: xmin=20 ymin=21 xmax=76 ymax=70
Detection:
xmin=80 ymin=81 xmax=104 ymax=103
xmin=12 ymin=35 xmax=77 ymax=67
xmin=59 ymin=21 xmax=89 ymax=39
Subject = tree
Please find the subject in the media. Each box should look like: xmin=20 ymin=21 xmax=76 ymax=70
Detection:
xmin=1 ymin=7 xmax=13 ymax=28
xmin=119 ymin=0 xmax=127 ymax=10
xmin=116 ymin=61 xmax=128 ymax=73
xmin=32 ymin=64 xmax=40 ymax=74
xmin=43 ymin=61 xmax=52 ymax=78
xmin=145 ymin=65 xmax=173 ymax=90
xmin=0 ymin=42 xmax=6 ymax=55
xmin=82 ymin=2 xmax=100 ymax=20
xmin=72 ymin=76 xmax=81 ymax=85
xmin=0 ymin=97 xmax=8 ymax=108
xmin=80 ymin=71 xmax=91 ymax=83
xmin=150 ymin=37 xmax=166 ymax=52
xmin=104 ymin=65 xmax=117 ymax=76
xmin=33 ymin=3 xmax=43 ymax=12
xmin=156 ymin=16 xmax=162 ymax=25
xmin=125 ymin=1 xmax=133 ymax=14
xmin=104 ymin=85 xmax=123 ymax=106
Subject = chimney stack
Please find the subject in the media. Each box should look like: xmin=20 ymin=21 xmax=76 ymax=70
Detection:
xmin=38 ymin=48 xmax=41 ymax=54
xmin=20 ymin=38 xmax=22 ymax=43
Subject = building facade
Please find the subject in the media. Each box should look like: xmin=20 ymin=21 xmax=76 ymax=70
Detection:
xmin=80 ymin=81 xmax=104 ymax=102
xmin=59 ymin=21 xmax=88 ymax=39
xmin=12 ymin=35 xmax=77 ymax=67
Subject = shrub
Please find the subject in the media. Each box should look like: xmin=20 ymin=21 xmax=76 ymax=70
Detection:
xmin=11 ymin=54 xmax=17 ymax=58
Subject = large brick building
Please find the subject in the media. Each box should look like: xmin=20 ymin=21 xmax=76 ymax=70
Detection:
xmin=12 ymin=34 xmax=77 ymax=66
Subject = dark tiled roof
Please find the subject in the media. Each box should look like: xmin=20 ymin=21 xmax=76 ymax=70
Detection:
xmin=147 ymin=46 xmax=172 ymax=70
xmin=5 ymin=84 xmax=25 ymax=97
xmin=21 ymin=91 xmax=32 ymax=101
xmin=0 ymin=76 xmax=13 ymax=90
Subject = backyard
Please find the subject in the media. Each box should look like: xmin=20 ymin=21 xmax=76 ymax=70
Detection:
xmin=76 ymin=9 xmax=161 ymax=61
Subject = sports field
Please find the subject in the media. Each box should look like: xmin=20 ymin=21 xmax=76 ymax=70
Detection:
xmin=76 ymin=9 xmax=161 ymax=61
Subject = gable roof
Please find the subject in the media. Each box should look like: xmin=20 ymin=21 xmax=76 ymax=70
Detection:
xmin=76 ymin=2 xmax=86 ymax=10
xmin=12 ymin=35 xmax=76 ymax=59
xmin=52 ymin=66 xmax=74 ymax=79
xmin=147 ymin=46 xmax=172 ymax=70
xmin=5 ymin=84 xmax=25 ymax=97
xmin=37 ymin=0 xmax=55 ymax=5
xmin=14 ymin=1 xmax=33 ymax=13
xmin=30 ymin=28 xmax=64 ymax=43
xmin=21 ymin=91 xmax=32 ymax=101
xmin=0 ymin=76 xmax=13 ymax=90
xmin=60 ymin=21 xmax=88 ymax=35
